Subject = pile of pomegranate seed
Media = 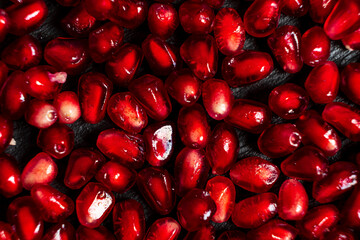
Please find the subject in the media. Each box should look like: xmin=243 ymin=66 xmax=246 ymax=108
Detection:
xmin=0 ymin=0 xmax=360 ymax=239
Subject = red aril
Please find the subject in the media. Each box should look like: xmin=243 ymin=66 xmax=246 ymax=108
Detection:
xmin=84 ymin=0 xmax=113 ymax=20
xmin=53 ymin=91 xmax=81 ymax=124
xmin=340 ymin=63 xmax=360 ymax=105
xmin=179 ymin=1 xmax=214 ymax=34
xmin=0 ymin=10 xmax=9 ymax=43
xmin=42 ymin=221 xmax=75 ymax=240
xmin=0 ymin=221 xmax=19 ymax=240
xmin=205 ymin=0 xmax=225 ymax=9
xmin=247 ymin=219 xmax=298 ymax=240
xmin=109 ymin=0 xmax=148 ymax=29
xmin=309 ymin=0 xmax=338 ymax=23
xmin=76 ymin=225 xmax=115 ymax=240
xmin=0 ymin=154 xmax=22 ymax=198
xmin=184 ymin=224 xmax=215 ymax=240
xmin=281 ymin=0 xmax=309 ymax=16
xmin=342 ymin=28 xmax=360 ymax=51
xmin=0 ymin=115 xmax=13 ymax=153
xmin=325 ymin=226 xmax=356 ymax=240
xmin=301 ymin=26 xmax=330 ymax=67
xmin=148 ymin=3 xmax=179 ymax=40
xmin=25 ymin=99 xmax=58 ymax=129
xmin=0 ymin=61 xmax=8 ymax=88
xmin=145 ymin=217 xmax=181 ymax=240
xmin=342 ymin=186 xmax=360 ymax=228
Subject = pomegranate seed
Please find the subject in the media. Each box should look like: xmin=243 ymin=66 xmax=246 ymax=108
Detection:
xmin=244 ymin=0 xmax=281 ymax=38
xmin=342 ymin=186 xmax=360 ymax=228
xmin=206 ymin=123 xmax=239 ymax=175
xmin=105 ymin=43 xmax=143 ymax=87
xmin=184 ymin=224 xmax=215 ymax=240
xmin=76 ymin=225 xmax=115 ymax=240
xmin=309 ymin=0 xmax=338 ymax=23
xmin=325 ymin=226 xmax=356 ymax=240
xmin=89 ymin=22 xmax=124 ymax=63
xmin=95 ymin=161 xmax=136 ymax=193
xmin=144 ymin=217 xmax=181 ymax=240
xmin=342 ymin=28 xmax=360 ymax=51
xmin=37 ymin=124 xmax=75 ymax=159
xmin=96 ymin=128 xmax=145 ymax=169
xmin=0 ymin=71 xmax=29 ymax=120
xmin=177 ymin=188 xmax=216 ymax=232
xmin=247 ymin=219 xmax=298 ymax=240
xmin=137 ymin=167 xmax=176 ymax=215
xmin=268 ymin=25 xmax=303 ymax=73
xmin=44 ymin=38 xmax=91 ymax=75
xmin=205 ymin=176 xmax=235 ymax=223
xmin=301 ymin=26 xmax=330 ymax=67
xmin=322 ymin=102 xmax=360 ymax=141
xmin=31 ymin=184 xmax=74 ymax=223
xmin=225 ymin=99 xmax=272 ymax=134
xmin=21 ymin=152 xmax=58 ymax=190
xmin=148 ymin=3 xmax=179 ymax=40
xmin=109 ymin=0 xmax=148 ymax=29
xmin=1 ymin=35 xmax=42 ymax=70
xmin=165 ymin=69 xmax=202 ymax=106
xmin=0 ymin=61 xmax=8 ymax=88
xmin=0 ymin=10 xmax=9 ymax=43
xmin=232 ymin=192 xmax=278 ymax=229
xmin=7 ymin=196 xmax=44 ymax=240
xmin=107 ymin=92 xmax=148 ymax=134
xmin=278 ymin=179 xmax=308 ymax=220
xmin=281 ymin=0 xmax=309 ymax=16
xmin=64 ymin=148 xmax=106 ymax=189
xmin=129 ymin=74 xmax=172 ymax=121
xmin=214 ymin=8 xmax=245 ymax=56
xmin=0 ymin=221 xmax=18 ymax=240
xmin=143 ymin=121 xmax=175 ymax=167
xmin=222 ymin=51 xmax=274 ymax=87
xmin=57 ymin=0 xmax=80 ymax=7
xmin=174 ymin=147 xmax=210 ymax=197
xmin=0 ymin=154 xmax=22 ymax=198
xmin=218 ymin=230 xmax=246 ymax=240
xmin=230 ymin=156 xmax=280 ymax=193
xmin=341 ymin=63 xmax=360 ymax=105
xmin=42 ymin=221 xmax=75 ymax=240
xmin=258 ymin=124 xmax=302 ymax=158
xmin=179 ymin=1 xmax=214 ymax=34
xmin=324 ymin=0 xmax=360 ymax=40
xmin=6 ymin=0 xmax=48 ymax=36
xmin=25 ymin=99 xmax=58 ymax=129
xmin=76 ymin=182 xmax=115 ymax=228
xmin=84 ymin=0 xmax=113 ymax=20
xmin=113 ymin=199 xmax=145 ymax=240
xmin=180 ymin=34 xmax=218 ymax=80
xmin=0 ymin=115 xmax=13 ymax=153
xmin=53 ymin=91 xmax=81 ymax=124
xmin=205 ymin=0 xmax=225 ymax=9
xmin=297 ymin=204 xmax=339 ymax=239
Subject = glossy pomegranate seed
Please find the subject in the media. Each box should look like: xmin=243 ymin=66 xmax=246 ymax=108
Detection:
xmin=7 ymin=196 xmax=44 ymax=240
xmin=177 ymin=188 xmax=216 ymax=232
xmin=324 ymin=0 xmax=360 ymax=40
xmin=89 ymin=22 xmax=124 ymax=63
xmin=84 ymin=0 xmax=113 ymax=20
xmin=0 ymin=61 xmax=8 ymax=88
xmin=230 ymin=157 xmax=279 ymax=193
xmin=137 ymin=167 xmax=176 ymax=215
xmin=214 ymin=8 xmax=245 ymax=56
xmin=0 ymin=71 xmax=29 ymax=120
xmin=76 ymin=225 xmax=115 ymax=240
xmin=225 ymin=99 xmax=272 ymax=134
xmin=53 ymin=91 xmax=81 ymax=124
xmin=301 ymin=26 xmax=330 ymax=67
xmin=76 ymin=182 xmax=115 ymax=228
xmin=42 ymin=221 xmax=75 ymax=240
xmin=145 ymin=217 xmax=181 ymax=240
xmin=179 ymin=1 xmax=214 ymax=34
xmin=0 ymin=154 xmax=22 ymax=198
xmin=109 ymin=0 xmax=148 ymax=29
xmin=107 ymin=92 xmax=148 ymax=134
xmin=247 ymin=219 xmax=298 ymax=240
xmin=1 ymin=35 xmax=42 ymax=70
xmin=96 ymin=128 xmax=145 ymax=169
xmin=205 ymin=176 xmax=235 ymax=223
xmin=322 ymin=102 xmax=360 ymax=141
xmin=180 ymin=34 xmax=218 ymax=80
xmin=143 ymin=121 xmax=175 ymax=167
xmin=342 ymin=28 xmax=360 ymax=51
xmin=0 ymin=221 xmax=18 ymax=240
xmin=313 ymin=161 xmax=359 ymax=203
xmin=0 ymin=115 xmax=13 ymax=153
xmin=105 ymin=43 xmax=143 ymax=87
xmin=258 ymin=124 xmax=302 ymax=158
xmin=278 ymin=179 xmax=308 ymax=220
xmin=64 ymin=148 xmax=106 ymax=189
xmin=222 ymin=51 xmax=274 ymax=87
xmin=21 ymin=152 xmax=57 ymax=190
xmin=205 ymin=0 xmax=225 ymax=9
xmin=342 ymin=185 xmax=360 ymax=228
xmin=218 ymin=230 xmax=246 ymax=240
xmin=113 ymin=199 xmax=145 ymax=240
xmin=282 ymin=0 xmax=309 ymax=16
xmin=31 ymin=184 xmax=74 ymax=223
xmin=341 ymin=63 xmax=360 ymax=105
xmin=297 ymin=205 xmax=339 ymax=239
xmin=309 ymin=0 xmax=338 ymax=23
xmin=44 ymin=38 xmax=91 ymax=75
xmin=244 ymin=0 xmax=281 ymax=38
xmin=206 ymin=123 xmax=239 ymax=175
xmin=325 ymin=226 xmax=356 ymax=240
xmin=57 ymin=0 xmax=80 ymax=7
xmin=232 ymin=192 xmax=278 ymax=229
xmin=0 ymin=10 xmax=9 ymax=43
xmin=6 ymin=0 xmax=48 ymax=36
xmin=267 ymin=25 xmax=303 ymax=73
xmin=175 ymin=147 xmax=210 ymax=197
xmin=148 ymin=3 xmax=179 ymax=40
xmin=25 ymin=99 xmax=58 ymax=129
xmin=184 ymin=224 xmax=215 ymax=240
xmin=129 ymin=74 xmax=172 ymax=121
xmin=37 ymin=124 xmax=74 ymax=159
xmin=95 ymin=161 xmax=136 ymax=193
xmin=165 ymin=69 xmax=202 ymax=106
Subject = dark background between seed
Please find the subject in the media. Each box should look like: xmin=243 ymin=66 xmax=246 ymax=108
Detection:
xmin=0 ymin=0 xmax=359 ymax=238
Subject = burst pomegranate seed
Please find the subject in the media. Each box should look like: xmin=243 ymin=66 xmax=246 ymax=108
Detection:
xmin=179 ymin=1 xmax=214 ymax=34
xmin=0 ymin=154 xmax=22 ymax=198
xmin=301 ymin=26 xmax=330 ymax=67
xmin=247 ymin=219 xmax=298 ymax=240
xmin=148 ymin=3 xmax=179 ymax=40
xmin=42 ymin=221 xmax=75 ymax=240
xmin=109 ymin=0 xmax=148 ymax=29
xmin=309 ymin=0 xmax=338 ymax=23
xmin=341 ymin=63 xmax=360 ymax=105
xmin=282 ymin=0 xmax=309 ymax=16
xmin=0 ymin=115 xmax=13 ymax=153
xmin=76 ymin=225 xmax=115 ymax=240
xmin=144 ymin=217 xmax=181 ymax=240
xmin=25 ymin=99 xmax=58 ymax=129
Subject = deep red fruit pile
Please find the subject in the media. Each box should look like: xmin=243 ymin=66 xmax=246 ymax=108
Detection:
xmin=0 ymin=0 xmax=360 ymax=239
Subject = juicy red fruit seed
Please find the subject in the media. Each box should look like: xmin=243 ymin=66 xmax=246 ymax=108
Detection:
xmin=325 ymin=226 xmax=356 ymax=240
xmin=76 ymin=225 xmax=116 ymax=240
xmin=184 ymin=224 xmax=215 ymax=240
xmin=342 ymin=186 xmax=360 ymax=228
xmin=179 ymin=1 xmax=215 ymax=34
xmin=53 ymin=91 xmax=81 ymax=124
xmin=0 ymin=155 xmax=22 ymax=198
xmin=341 ymin=63 xmax=360 ymax=105
xmin=230 ymin=156 xmax=280 ymax=193
xmin=145 ymin=217 xmax=181 ymax=240
xmin=0 ymin=61 xmax=8 ymax=88
xmin=25 ymin=99 xmax=58 ymax=129
xmin=247 ymin=219 xmax=299 ymax=240
xmin=281 ymin=0 xmax=309 ymax=16
xmin=0 ymin=221 xmax=18 ymax=240
xmin=148 ymin=3 xmax=179 ymax=40
xmin=309 ymin=0 xmax=338 ymax=24
xmin=301 ymin=26 xmax=330 ymax=67
xmin=0 ymin=10 xmax=9 ymax=43
xmin=42 ymin=221 xmax=75 ymax=240
xmin=0 ymin=115 xmax=13 ymax=153
xmin=84 ymin=0 xmax=113 ymax=20
xmin=109 ymin=0 xmax=148 ymax=29
xmin=342 ymin=28 xmax=360 ymax=51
